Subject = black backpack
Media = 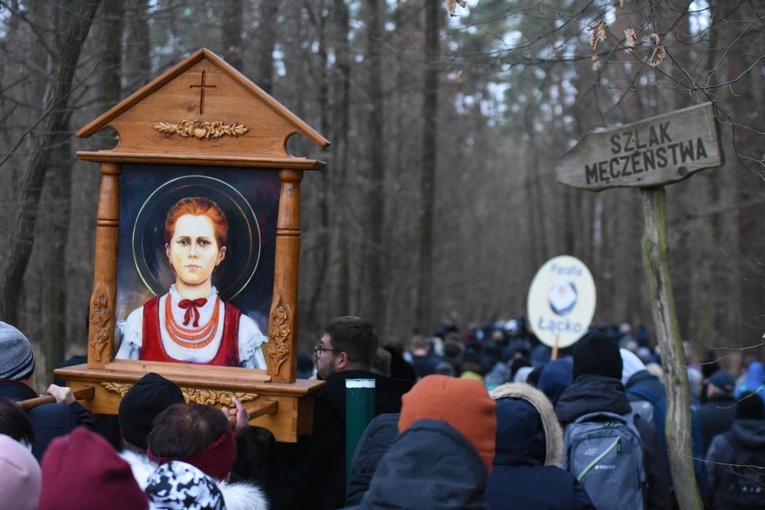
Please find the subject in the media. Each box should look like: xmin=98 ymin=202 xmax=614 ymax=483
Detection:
xmin=714 ymin=433 xmax=765 ymax=509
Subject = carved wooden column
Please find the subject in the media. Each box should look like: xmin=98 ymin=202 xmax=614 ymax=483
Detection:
xmin=88 ymin=162 xmax=121 ymax=369
xmin=267 ymin=169 xmax=303 ymax=383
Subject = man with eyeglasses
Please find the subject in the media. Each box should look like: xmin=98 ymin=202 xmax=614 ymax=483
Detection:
xmin=274 ymin=316 xmax=415 ymax=510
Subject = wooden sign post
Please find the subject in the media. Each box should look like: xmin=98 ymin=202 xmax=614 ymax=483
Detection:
xmin=55 ymin=48 xmax=329 ymax=443
xmin=556 ymin=102 xmax=722 ymax=510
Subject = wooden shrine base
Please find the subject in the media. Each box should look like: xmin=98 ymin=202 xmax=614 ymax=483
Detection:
xmin=55 ymin=360 xmax=324 ymax=443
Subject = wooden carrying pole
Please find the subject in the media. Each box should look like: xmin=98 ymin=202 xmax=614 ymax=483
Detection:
xmin=226 ymin=399 xmax=278 ymax=427
xmin=641 ymin=187 xmax=701 ymax=510
xmin=19 ymin=386 xmax=96 ymax=411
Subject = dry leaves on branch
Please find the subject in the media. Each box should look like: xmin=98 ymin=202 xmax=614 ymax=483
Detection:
xmin=589 ymin=20 xmax=608 ymax=50
xmin=644 ymin=33 xmax=666 ymax=67
xmin=624 ymin=27 xmax=637 ymax=49
xmin=589 ymin=20 xmax=608 ymax=71
xmin=446 ymin=0 xmax=467 ymax=17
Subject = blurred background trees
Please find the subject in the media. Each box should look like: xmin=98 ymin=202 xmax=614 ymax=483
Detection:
xmin=0 ymin=0 xmax=762 ymax=381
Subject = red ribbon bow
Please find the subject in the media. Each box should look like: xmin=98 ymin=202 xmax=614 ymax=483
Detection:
xmin=178 ymin=298 xmax=208 ymax=327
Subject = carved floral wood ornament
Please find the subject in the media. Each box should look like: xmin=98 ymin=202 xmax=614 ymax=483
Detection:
xmin=53 ymin=48 xmax=330 ymax=443
xmin=155 ymin=120 xmax=249 ymax=139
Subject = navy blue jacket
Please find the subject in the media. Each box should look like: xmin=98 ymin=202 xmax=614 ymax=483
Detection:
xmin=487 ymin=397 xmax=593 ymax=510
xmin=346 ymin=419 xmax=489 ymax=509
xmin=345 ymin=413 xmax=400 ymax=506
xmin=0 ymin=379 xmax=96 ymax=461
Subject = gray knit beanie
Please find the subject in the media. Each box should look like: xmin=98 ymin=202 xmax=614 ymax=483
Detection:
xmin=0 ymin=322 xmax=35 ymax=380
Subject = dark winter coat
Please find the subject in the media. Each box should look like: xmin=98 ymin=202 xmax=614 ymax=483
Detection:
xmin=486 ymin=383 xmax=594 ymax=510
xmin=345 ymin=413 xmax=400 ymax=507
xmin=697 ymin=393 xmax=738 ymax=455
xmin=275 ymin=370 xmax=414 ymax=510
xmin=345 ymin=419 xmax=489 ymax=509
xmin=0 ymin=379 xmax=96 ymax=461
xmin=705 ymin=418 xmax=765 ymax=509
xmin=555 ymin=374 xmax=673 ymax=510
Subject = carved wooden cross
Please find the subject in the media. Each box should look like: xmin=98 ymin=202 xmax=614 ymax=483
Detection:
xmin=190 ymin=71 xmax=217 ymax=114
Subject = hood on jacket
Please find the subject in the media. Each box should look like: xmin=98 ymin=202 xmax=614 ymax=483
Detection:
xmin=536 ymin=359 xmax=573 ymax=407
xmin=737 ymin=361 xmax=765 ymax=401
xmin=490 ymin=382 xmax=564 ymax=467
xmin=555 ymin=375 xmax=632 ymax=426
xmin=730 ymin=419 xmax=765 ymax=450
xmin=348 ymin=419 xmax=489 ymax=509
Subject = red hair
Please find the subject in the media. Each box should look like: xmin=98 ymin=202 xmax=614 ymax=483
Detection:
xmin=164 ymin=197 xmax=228 ymax=247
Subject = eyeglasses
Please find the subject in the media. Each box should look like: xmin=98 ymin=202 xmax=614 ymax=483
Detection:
xmin=314 ymin=345 xmax=344 ymax=357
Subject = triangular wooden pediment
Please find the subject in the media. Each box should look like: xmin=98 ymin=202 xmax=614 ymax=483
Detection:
xmin=77 ymin=48 xmax=329 ymax=168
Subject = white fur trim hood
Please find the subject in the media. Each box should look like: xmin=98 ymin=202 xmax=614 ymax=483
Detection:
xmin=120 ymin=450 xmax=269 ymax=510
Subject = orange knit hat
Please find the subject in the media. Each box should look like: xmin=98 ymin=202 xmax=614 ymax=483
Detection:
xmin=399 ymin=374 xmax=496 ymax=473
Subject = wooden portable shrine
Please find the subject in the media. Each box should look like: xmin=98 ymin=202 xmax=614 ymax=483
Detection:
xmin=54 ymin=48 xmax=328 ymax=442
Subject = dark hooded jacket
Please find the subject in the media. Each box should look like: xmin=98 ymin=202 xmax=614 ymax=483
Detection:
xmin=486 ymin=383 xmax=593 ymax=510
xmin=536 ymin=358 xmax=574 ymax=406
xmin=345 ymin=413 xmax=400 ymax=506
xmin=705 ymin=418 xmax=765 ymax=508
xmin=555 ymin=375 xmax=672 ymax=510
xmin=276 ymin=370 xmax=414 ymax=510
xmin=345 ymin=419 xmax=489 ymax=509
xmin=0 ymin=379 xmax=96 ymax=461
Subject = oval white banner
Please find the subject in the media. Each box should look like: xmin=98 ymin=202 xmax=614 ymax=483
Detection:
xmin=527 ymin=255 xmax=597 ymax=349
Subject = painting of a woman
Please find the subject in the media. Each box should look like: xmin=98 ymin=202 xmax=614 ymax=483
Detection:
xmin=116 ymin=196 xmax=267 ymax=368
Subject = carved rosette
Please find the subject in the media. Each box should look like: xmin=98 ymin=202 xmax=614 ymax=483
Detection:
xmin=89 ymin=293 xmax=111 ymax=362
xmin=268 ymin=299 xmax=291 ymax=375
xmin=155 ymin=120 xmax=248 ymax=139
xmin=101 ymin=382 xmax=258 ymax=406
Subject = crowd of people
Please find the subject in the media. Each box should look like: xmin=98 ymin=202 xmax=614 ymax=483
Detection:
xmin=0 ymin=316 xmax=763 ymax=509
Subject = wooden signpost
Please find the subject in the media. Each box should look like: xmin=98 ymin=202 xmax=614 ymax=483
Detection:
xmin=555 ymin=101 xmax=722 ymax=510
xmin=54 ymin=48 xmax=328 ymax=443
xmin=556 ymin=102 xmax=722 ymax=190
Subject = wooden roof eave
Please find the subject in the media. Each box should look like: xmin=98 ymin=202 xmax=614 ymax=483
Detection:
xmin=76 ymin=151 xmax=327 ymax=170
xmin=76 ymin=48 xmax=331 ymax=150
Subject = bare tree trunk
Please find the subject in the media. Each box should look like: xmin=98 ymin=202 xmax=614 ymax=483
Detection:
xmin=254 ymin=0 xmax=279 ymax=94
xmin=222 ymin=0 xmax=243 ymax=70
xmin=327 ymin=0 xmax=351 ymax=319
xmin=364 ymin=0 xmax=386 ymax=328
xmin=415 ymin=0 xmax=439 ymax=332
xmin=304 ymin=0 xmax=332 ymax=334
xmin=123 ymin=0 xmax=151 ymax=95
xmin=641 ymin=187 xmax=701 ymax=510
xmin=0 ymin=0 xmax=102 ymax=325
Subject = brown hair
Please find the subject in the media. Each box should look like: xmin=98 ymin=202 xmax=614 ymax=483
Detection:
xmin=324 ymin=316 xmax=378 ymax=368
xmin=164 ymin=197 xmax=228 ymax=248
xmin=147 ymin=403 xmax=228 ymax=458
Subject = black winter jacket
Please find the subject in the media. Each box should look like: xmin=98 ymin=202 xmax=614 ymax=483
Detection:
xmin=345 ymin=419 xmax=489 ymax=509
xmin=0 ymin=379 xmax=96 ymax=461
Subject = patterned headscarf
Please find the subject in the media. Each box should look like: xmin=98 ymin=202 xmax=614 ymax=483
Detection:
xmin=145 ymin=461 xmax=226 ymax=510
